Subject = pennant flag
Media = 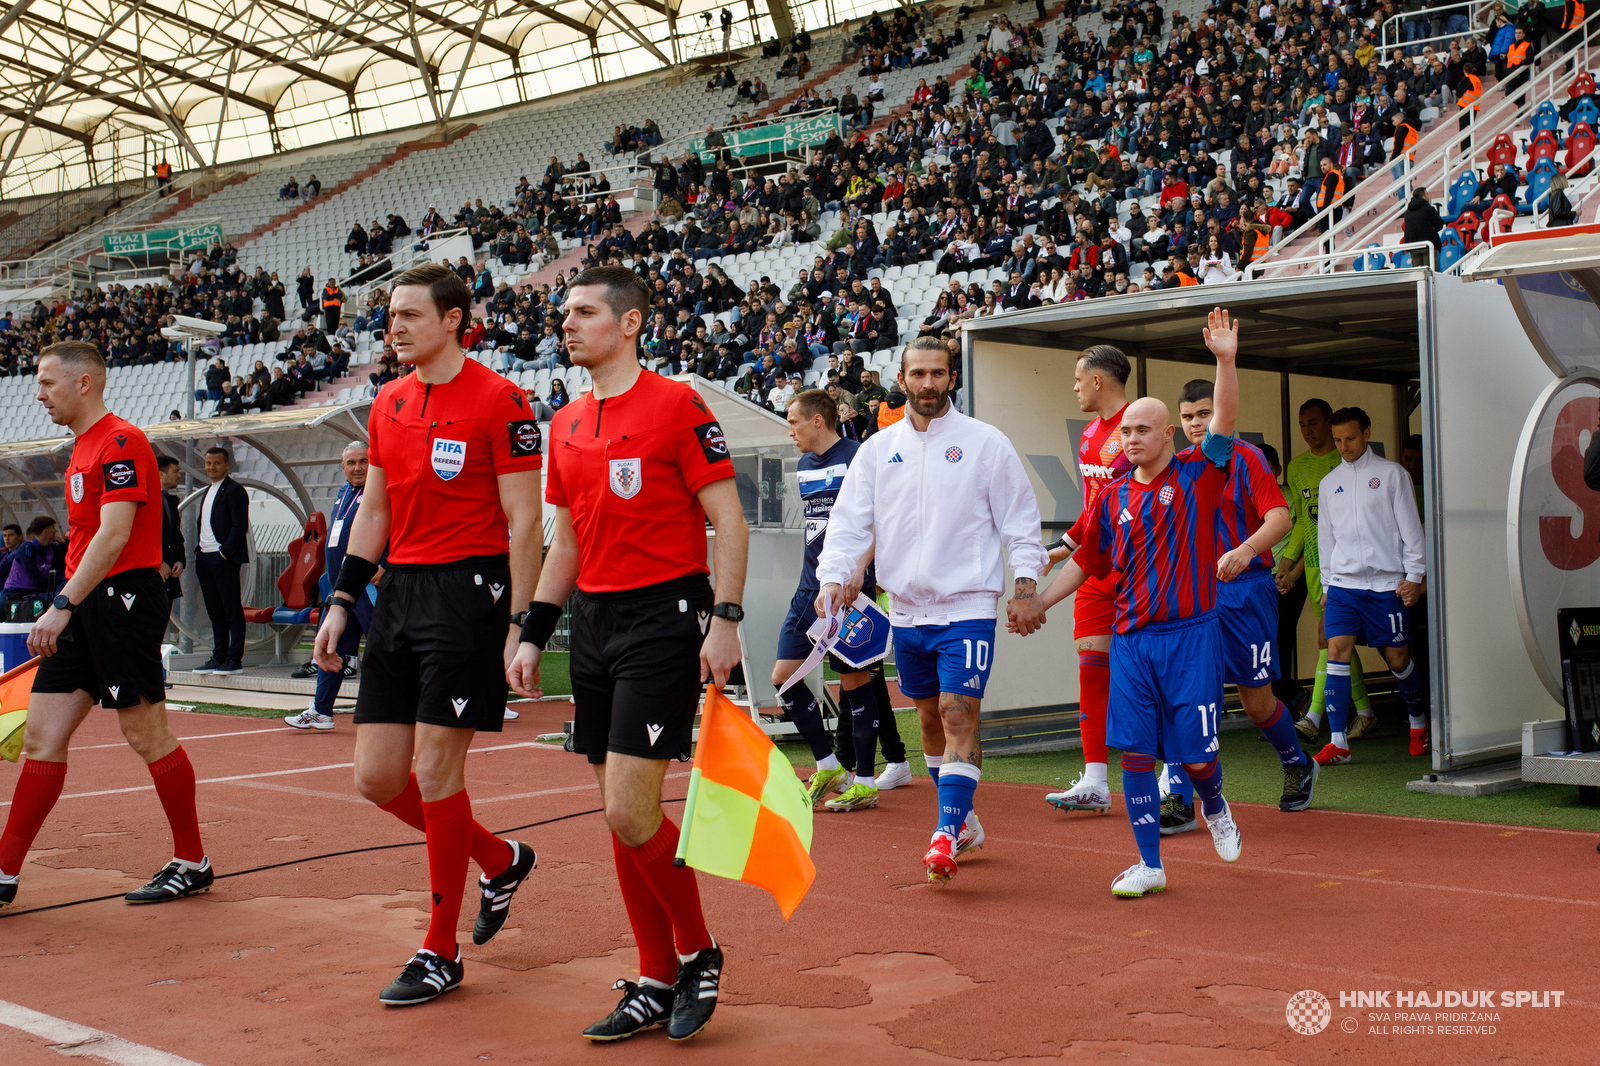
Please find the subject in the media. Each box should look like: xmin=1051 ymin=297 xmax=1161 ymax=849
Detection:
xmin=675 ymin=684 xmax=815 ymax=919
xmin=0 ymin=657 xmax=39 ymax=763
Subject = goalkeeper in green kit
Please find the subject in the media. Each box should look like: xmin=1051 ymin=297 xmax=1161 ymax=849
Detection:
xmin=1274 ymin=399 xmax=1375 ymax=740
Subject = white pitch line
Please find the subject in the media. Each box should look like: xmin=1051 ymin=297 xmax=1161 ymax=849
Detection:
xmin=0 ymin=999 xmax=206 ymax=1065
xmin=71 ymin=727 xmax=289 ymax=752
xmin=0 ymin=742 xmax=555 ymax=808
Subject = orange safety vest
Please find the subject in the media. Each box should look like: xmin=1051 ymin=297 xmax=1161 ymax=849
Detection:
xmin=1506 ymin=41 xmax=1530 ymax=69
xmin=321 ymin=285 xmax=342 ymax=309
xmin=877 ymin=399 xmax=906 ymax=429
xmin=1458 ymin=72 xmax=1484 ymax=109
xmin=1177 ymin=272 xmax=1200 ymax=287
xmin=1564 ymin=1 xmax=1585 ymax=30
xmin=1317 ymin=168 xmax=1346 ymax=209
xmin=154 ymin=162 xmax=171 ymax=179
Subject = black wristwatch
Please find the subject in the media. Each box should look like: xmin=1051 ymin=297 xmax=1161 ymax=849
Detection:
xmin=710 ymin=602 xmax=745 ymax=622
xmin=53 ymin=594 xmax=78 ymax=613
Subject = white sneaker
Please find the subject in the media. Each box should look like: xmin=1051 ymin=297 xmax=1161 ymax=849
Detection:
xmin=285 ymin=708 xmax=335 ymax=730
xmin=1045 ymin=774 xmax=1113 ymax=813
xmin=954 ymin=810 xmax=984 ymax=857
xmin=1111 ymin=861 xmax=1167 ymax=898
xmin=1205 ymin=799 xmax=1242 ymax=863
xmin=504 ymin=708 xmax=520 ymax=721
xmin=875 ymin=762 xmax=913 ymax=790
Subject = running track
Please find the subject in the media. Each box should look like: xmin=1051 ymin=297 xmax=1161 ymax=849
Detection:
xmin=0 ymin=703 xmax=1594 ymax=1065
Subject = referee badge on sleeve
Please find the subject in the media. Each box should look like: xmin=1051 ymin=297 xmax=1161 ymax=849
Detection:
xmin=102 ymin=459 xmax=137 ymax=489
xmin=694 ymin=421 xmax=729 ymax=463
xmin=507 ymin=419 xmax=542 ymax=457
xmin=609 ymin=457 xmax=643 ymax=499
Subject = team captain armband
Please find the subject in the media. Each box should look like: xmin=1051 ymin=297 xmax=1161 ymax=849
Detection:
xmin=1200 ymin=430 xmax=1235 ymax=467
xmin=518 ymin=600 xmax=564 ymax=649
xmin=333 ymin=554 xmax=380 ymax=600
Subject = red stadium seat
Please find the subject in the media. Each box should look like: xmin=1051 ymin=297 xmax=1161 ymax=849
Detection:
xmin=1486 ymin=133 xmax=1517 ymax=169
xmin=1451 ymin=211 xmax=1480 ymax=248
xmin=1567 ymin=128 xmax=1596 ymax=177
xmin=1528 ymin=130 xmax=1561 ymax=166
xmin=242 ymin=511 xmax=328 ymax=626
xmin=1568 ymin=72 xmax=1597 ymax=99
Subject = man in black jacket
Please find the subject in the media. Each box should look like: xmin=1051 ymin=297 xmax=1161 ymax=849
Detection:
xmin=158 ymin=456 xmax=186 ymax=614
xmin=193 ymin=446 xmax=250 ymax=674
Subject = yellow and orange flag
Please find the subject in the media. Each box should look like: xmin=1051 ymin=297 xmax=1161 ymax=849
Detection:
xmin=0 ymin=657 xmax=39 ymax=763
xmin=674 ymin=684 xmax=815 ymax=919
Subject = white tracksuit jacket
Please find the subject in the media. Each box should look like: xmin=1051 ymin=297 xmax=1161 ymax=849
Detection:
xmin=815 ymin=403 xmax=1049 ymax=626
xmin=1316 ymin=446 xmax=1426 ymax=594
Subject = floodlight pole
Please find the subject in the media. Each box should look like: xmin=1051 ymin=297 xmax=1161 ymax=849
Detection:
xmin=186 ymin=339 xmax=196 ymax=419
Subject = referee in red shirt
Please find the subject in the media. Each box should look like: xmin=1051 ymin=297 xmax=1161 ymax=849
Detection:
xmin=0 ymin=341 xmax=212 ymax=910
xmin=314 ymin=264 xmax=544 ymax=1006
xmin=508 ymin=266 xmax=748 ymax=1044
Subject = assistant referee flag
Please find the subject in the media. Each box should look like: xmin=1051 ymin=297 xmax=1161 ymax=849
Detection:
xmin=675 ymin=685 xmax=815 ymax=919
xmin=0 ymin=657 xmax=40 ymax=763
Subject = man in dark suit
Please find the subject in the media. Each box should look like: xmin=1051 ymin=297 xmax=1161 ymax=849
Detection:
xmin=157 ymin=455 xmax=186 ymax=608
xmin=193 ymin=446 xmax=249 ymax=674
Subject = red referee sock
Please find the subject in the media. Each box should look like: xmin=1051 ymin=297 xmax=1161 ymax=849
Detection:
xmin=625 ymin=816 xmax=712 ymax=959
xmin=421 ymin=789 xmax=475 ymax=957
xmin=612 ymin=834 xmax=679 ymax=986
xmin=147 ymin=747 xmax=205 ymax=864
xmin=377 ymin=774 xmax=513 ymax=879
xmin=0 ymin=759 xmax=68 ymax=877
xmin=1078 ymin=650 xmax=1111 ymax=767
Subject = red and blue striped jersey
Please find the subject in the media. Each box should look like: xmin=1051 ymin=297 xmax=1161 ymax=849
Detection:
xmin=1179 ymin=440 xmax=1287 ymax=572
xmin=1075 ymin=433 xmax=1235 ymax=633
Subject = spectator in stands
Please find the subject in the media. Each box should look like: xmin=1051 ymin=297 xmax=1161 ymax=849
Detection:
xmin=0 ymin=524 xmax=19 ymax=588
xmin=154 ymin=158 xmax=173 ymax=197
xmin=547 ymin=378 xmax=571 ymax=410
xmin=320 ymin=278 xmax=343 ymax=333
xmin=212 ymin=379 xmax=245 ymax=417
xmin=280 ymin=176 xmax=299 ymax=200
xmin=193 ymin=446 xmax=249 ymax=674
xmin=1402 ymin=186 xmax=1444 ymax=256
xmin=197 ymin=358 xmax=229 ymax=402
xmin=1 ymin=517 xmax=63 ymax=614
xmin=306 ymin=174 xmax=322 ymax=198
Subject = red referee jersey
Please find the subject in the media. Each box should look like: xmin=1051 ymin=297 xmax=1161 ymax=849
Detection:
xmin=1066 ymin=404 xmax=1132 ymax=548
xmin=65 ymin=412 xmax=162 ymax=579
xmin=367 ymin=359 xmax=544 ymax=566
xmin=546 ymin=372 xmax=735 ymax=594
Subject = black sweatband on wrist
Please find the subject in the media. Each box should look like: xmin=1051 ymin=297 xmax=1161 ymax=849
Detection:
xmin=519 ymin=600 xmax=564 ymax=649
xmin=1047 ymin=536 xmax=1069 ymax=552
xmin=333 ymin=554 xmax=379 ymax=599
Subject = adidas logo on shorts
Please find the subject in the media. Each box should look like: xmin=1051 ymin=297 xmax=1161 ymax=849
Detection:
xmin=1205 ymin=736 xmax=1219 ymax=753
xmin=1133 ymin=813 xmax=1156 ymax=825
xmin=1253 ymin=667 xmax=1270 ymax=681
xmin=963 ymin=675 xmax=982 ymax=691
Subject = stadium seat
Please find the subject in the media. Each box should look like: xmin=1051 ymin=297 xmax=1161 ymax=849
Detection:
xmin=1351 ymin=243 xmax=1388 ymax=271
xmin=1525 ymin=158 xmax=1560 ymax=212
xmin=1527 ymin=130 xmax=1561 ymax=167
xmin=1567 ymin=71 xmax=1597 ymax=99
xmin=1442 ymin=171 xmax=1480 ymax=222
xmin=1437 ymin=227 xmax=1466 ymax=271
xmin=1485 ymin=133 xmax=1517 ymax=169
xmin=241 ymin=511 xmax=328 ymax=660
xmin=1570 ymin=97 xmax=1600 ymax=130
xmin=1567 ymin=124 xmax=1596 ymax=176
xmin=1530 ymin=102 xmax=1563 ymax=143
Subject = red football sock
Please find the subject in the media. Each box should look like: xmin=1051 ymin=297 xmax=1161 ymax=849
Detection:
xmin=1079 ymin=650 xmax=1110 ymax=765
xmin=420 ymin=789 xmax=474 ymax=957
xmin=612 ymin=834 xmax=679 ymax=985
xmin=626 ymin=817 xmax=712 ymax=958
xmin=147 ymin=747 xmax=204 ymax=864
xmin=378 ymin=774 xmax=513 ymax=879
xmin=0 ymin=759 xmax=68 ymax=876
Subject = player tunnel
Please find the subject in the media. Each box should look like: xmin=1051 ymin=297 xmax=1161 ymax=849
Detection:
xmin=961 ymin=268 xmax=1566 ymax=775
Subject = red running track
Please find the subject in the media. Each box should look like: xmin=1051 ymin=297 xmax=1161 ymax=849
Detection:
xmin=0 ymin=702 xmax=1595 ymax=1065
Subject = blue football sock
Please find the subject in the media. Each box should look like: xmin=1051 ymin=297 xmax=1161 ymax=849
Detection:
xmin=1165 ymin=764 xmax=1193 ymax=807
xmin=780 ymin=686 xmax=835 ymax=763
xmin=1323 ymin=660 xmax=1351 ymax=740
xmin=1121 ymin=753 xmax=1162 ymax=869
xmin=843 ymin=684 xmax=879 ymax=780
xmin=1187 ymin=760 xmax=1226 ymax=818
xmin=925 ymin=754 xmax=941 ymax=783
xmin=934 ymin=763 xmax=979 ymax=840
xmin=1259 ymin=700 xmax=1308 ymax=767
xmin=1393 ymin=659 xmax=1426 ymax=726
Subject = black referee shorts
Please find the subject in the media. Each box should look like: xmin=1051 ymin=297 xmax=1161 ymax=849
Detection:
xmin=570 ymin=573 xmax=713 ymax=764
xmin=354 ymin=555 xmax=511 ymax=733
xmin=34 ymin=568 xmax=168 ymax=710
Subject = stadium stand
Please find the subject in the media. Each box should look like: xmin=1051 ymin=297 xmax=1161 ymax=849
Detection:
xmin=3 ymin=0 xmax=1599 ymax=436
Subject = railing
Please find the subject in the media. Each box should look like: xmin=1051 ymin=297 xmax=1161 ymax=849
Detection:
xmin=1245 ymin=240 xmax=1438 ymax=280
xmin=1250 ymin=13 xmax=1600 ymax=279
xmin=1379 ymin=0 xmax=1499 ymax=58
xmin=344 ymin=226 xmax=469 ymax=310
xmin=680 ymin=19 xmax=768 ymax=61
